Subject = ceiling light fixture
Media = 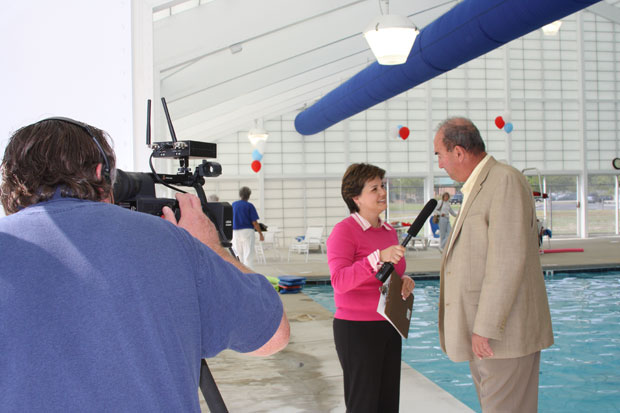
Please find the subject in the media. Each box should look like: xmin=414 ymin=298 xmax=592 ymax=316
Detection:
xmin=248 ymin=119 xmax=269 ymax=146
xmin=363 ymin=0 xmax=419 ymax=65
xmin=541 ymin=20 xmax=562 ymax=36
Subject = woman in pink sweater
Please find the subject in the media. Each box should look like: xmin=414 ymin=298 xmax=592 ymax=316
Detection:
xmin=327 ymin=163 xmax=415 ymax=413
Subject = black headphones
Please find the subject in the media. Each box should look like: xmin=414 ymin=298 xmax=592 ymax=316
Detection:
xmin=38 ymin=117 xmax=111 ymax=183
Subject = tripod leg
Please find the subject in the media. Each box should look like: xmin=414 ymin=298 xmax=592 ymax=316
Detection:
xmin=200 ymin=359 xmax=228 ymax=413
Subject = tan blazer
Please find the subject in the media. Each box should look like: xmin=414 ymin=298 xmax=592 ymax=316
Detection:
xmin=438 ymin=157 xmax=553 ymax=362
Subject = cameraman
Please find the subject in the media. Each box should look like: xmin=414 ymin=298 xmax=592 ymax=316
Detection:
xmin=0 ymin=118 xmax=289 ymax=411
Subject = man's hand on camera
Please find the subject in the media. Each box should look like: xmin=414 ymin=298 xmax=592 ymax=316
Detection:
xmin=163 ymin=194 xmax=254 ymax=274
xmin=163 ymin=193 xmax=221 ymax=251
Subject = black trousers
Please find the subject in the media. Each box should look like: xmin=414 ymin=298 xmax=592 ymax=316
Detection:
xmin=333 ymin=318 xmax=402 ymax=413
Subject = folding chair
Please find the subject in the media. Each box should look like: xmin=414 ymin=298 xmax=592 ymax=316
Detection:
xmin=288 ymin=226 xmax=325 ymax=262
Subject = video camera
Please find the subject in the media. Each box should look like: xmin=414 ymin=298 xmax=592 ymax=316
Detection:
xmin=113 ymin=98 xmax=233 ymax=246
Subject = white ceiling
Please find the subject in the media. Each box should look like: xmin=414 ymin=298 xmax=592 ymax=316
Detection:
xmin=152 ymin=0 xmax=458 ymax=141
xmin=151 ymin=0 xmax=619 ymax=142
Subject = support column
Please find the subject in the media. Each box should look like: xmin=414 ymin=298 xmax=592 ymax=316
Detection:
xmin=576 ymin=12 xmax=588 ymax=238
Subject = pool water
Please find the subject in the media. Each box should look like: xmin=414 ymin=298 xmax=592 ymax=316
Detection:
xmin=304 ymin=271 xmax=620 ymax=412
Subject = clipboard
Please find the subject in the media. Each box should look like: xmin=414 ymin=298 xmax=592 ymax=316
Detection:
xmin=376 ymin=274 xmax=414 ymax=339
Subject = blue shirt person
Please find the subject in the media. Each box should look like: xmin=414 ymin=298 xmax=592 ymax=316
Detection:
xmin=232 ymin=186 xmax=264 ymax=267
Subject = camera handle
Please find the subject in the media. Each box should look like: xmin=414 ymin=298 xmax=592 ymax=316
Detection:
xmin=192 ymin=180 xmax=234 ymax=252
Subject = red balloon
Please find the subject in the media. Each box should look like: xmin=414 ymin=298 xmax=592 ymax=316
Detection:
xmin=399 ymin=126 xmax=410 ymax=140
xmin=251 ymin=160 xmax=261 ymax=173
xmin=494 ymin=116 xmax=505 ymax=129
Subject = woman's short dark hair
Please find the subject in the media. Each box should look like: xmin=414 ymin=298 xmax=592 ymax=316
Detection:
xmin=437 ymin=117 xmax=486 ymax=155
xmin=239 ymin=186 xmax=251 ymax=201
xmin=341 ymin=163 xmax=385 ymax=213
xmin=1 ymin=119 xmax=116 ymax=214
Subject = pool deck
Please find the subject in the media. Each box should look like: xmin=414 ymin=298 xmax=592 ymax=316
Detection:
xmin=202 ymin=237 xmax=620 ymax=412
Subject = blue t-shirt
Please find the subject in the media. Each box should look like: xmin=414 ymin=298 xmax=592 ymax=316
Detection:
xmin=232 ymin=200 xmax=259 ymax=230
xmin=0 ymin=196 xmax=282 ymax=412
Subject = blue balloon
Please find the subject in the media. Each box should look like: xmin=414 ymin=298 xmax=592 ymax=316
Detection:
xmin=504 ymin=122 xmax=513 ymax=133
xmin=252 ymin=149 xmax=263 ymax=161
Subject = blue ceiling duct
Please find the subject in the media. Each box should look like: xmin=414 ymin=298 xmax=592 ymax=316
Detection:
xmin=295 ymin=0 xmax=601 ymax=136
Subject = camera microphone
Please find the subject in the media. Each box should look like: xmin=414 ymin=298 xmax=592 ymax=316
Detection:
xmin=375 ymin=198 xmax=438 ymax=283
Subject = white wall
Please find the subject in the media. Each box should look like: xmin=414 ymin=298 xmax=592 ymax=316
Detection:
xmin=0 ymin=0 xmax=134 ymax=175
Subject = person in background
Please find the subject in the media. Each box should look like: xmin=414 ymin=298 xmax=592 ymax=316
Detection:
xmin=327 ymin=163 xmax=415 ymax=413
xmin=433 ymin=117 xmax=553 ymax=413
xmin=207 ymin=193 xmax=219 ymax=202
xmin=0 ymin=118 xmax=289 ymax=411
xmin=232 ymin=186 xmax=263 ymax=267
xmin=434 ymin=192 xmax=458 ymax=252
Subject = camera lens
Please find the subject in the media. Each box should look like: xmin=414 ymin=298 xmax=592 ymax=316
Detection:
xmin=113 ymin=170 xmax=155 ymax=202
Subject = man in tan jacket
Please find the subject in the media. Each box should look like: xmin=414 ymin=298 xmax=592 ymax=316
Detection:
xmin=433 ymin=117 xmax=553 ymax=412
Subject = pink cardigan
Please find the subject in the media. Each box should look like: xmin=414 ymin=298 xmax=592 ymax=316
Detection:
xmin=326 ymin=215 xmax=406 ymax=321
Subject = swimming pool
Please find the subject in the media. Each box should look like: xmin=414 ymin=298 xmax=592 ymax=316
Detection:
xmin=304 ymin=270 xmax=620 ymax=412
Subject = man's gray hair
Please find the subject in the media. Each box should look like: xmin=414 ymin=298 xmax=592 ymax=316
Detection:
xmin=239 ymin=186 xmax=251 ymax=201
xmin=437 ymin=117 xmax=486 ymax=155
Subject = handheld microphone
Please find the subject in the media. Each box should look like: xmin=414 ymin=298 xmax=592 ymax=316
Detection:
xmin=375 ymin=199 xmax=438 ymax=283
